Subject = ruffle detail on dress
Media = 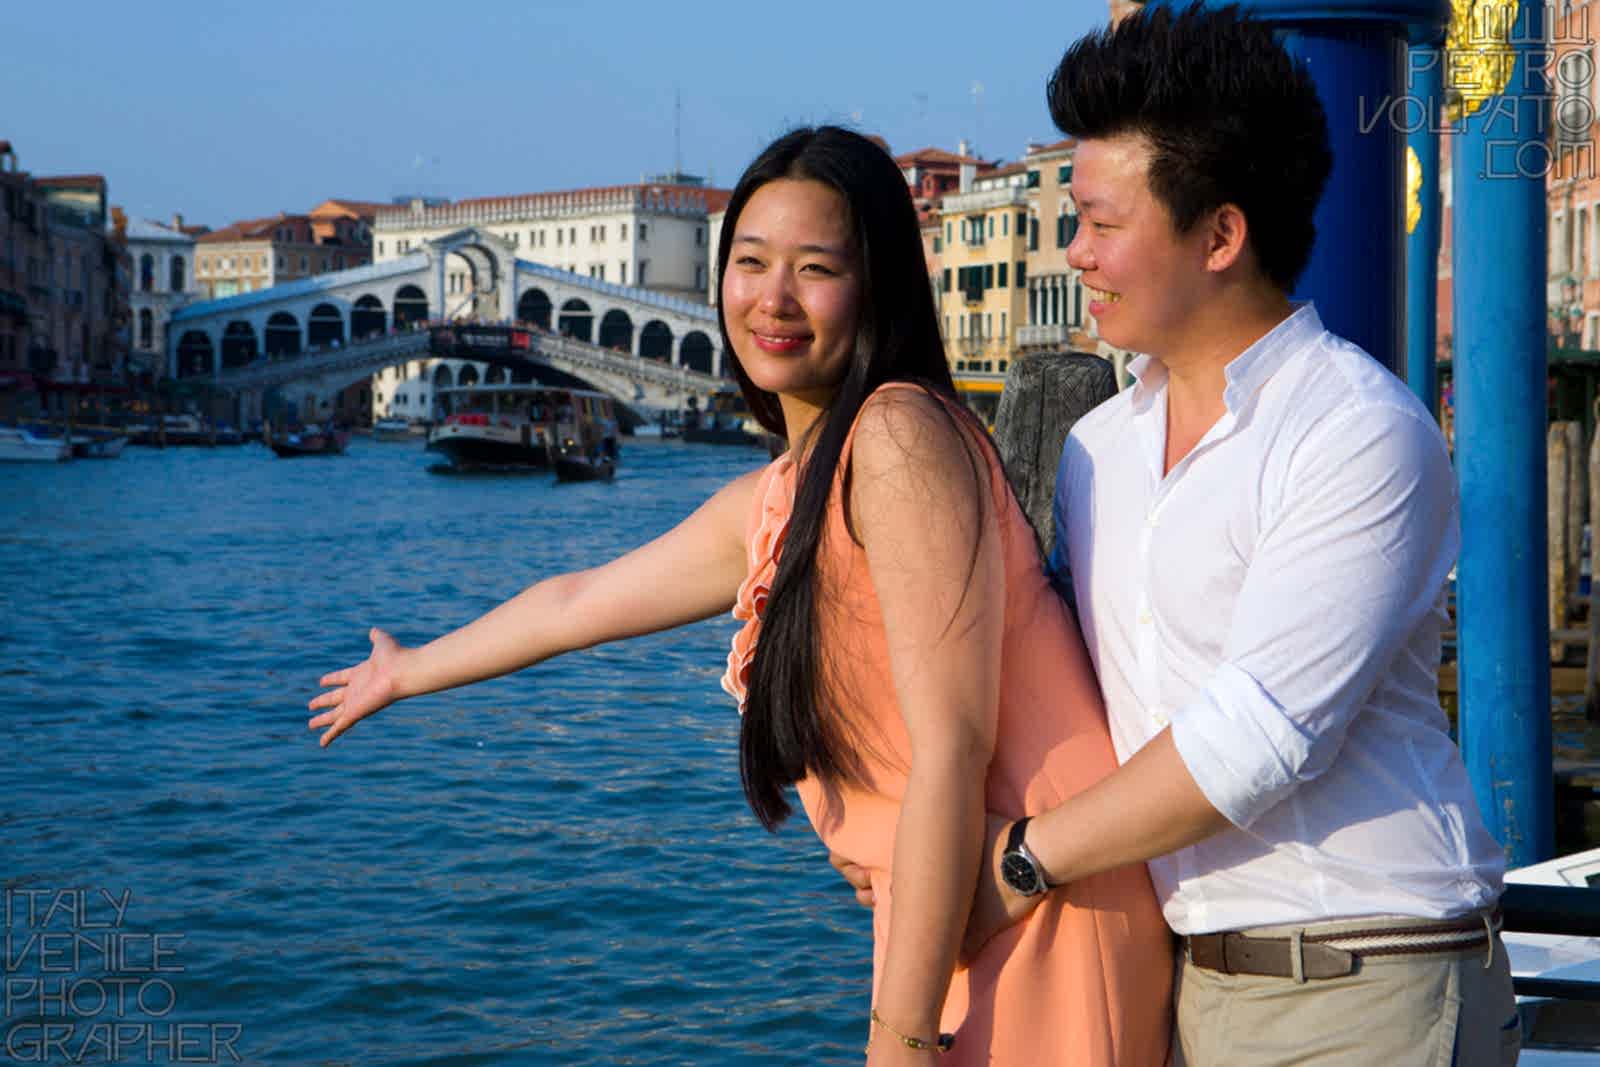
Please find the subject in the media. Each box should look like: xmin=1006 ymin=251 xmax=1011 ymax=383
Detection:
xmin=721 ymin=454 xmax=795 ymax=714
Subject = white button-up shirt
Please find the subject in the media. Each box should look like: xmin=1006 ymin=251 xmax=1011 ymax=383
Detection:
xmin=1051 ymin=303 xmax=1505 ymax=935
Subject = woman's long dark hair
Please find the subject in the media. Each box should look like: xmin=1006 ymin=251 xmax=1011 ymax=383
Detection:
xmin=716 ymin=126 xmax=961 ymax=829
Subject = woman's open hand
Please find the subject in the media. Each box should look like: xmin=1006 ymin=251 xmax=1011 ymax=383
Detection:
xmin=307 ymin=627 xmax=406 ymax=747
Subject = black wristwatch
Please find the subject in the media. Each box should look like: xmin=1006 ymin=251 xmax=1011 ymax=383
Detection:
xmin=999 ymin=816 xmax=1054 ymax=897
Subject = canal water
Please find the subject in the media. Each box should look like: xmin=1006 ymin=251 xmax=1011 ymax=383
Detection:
xmin=6 ymin=436 xmax=1599 ymax=1066
xmin=1 ymin=438 xmax=872 ymax=1066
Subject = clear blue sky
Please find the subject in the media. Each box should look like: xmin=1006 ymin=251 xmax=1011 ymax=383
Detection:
xmin=3 ymin=1 xmax=1105 ymax=228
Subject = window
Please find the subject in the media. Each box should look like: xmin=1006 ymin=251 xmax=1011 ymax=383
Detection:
xmin=1017 ymin=210 xmax=1026 ymax=234
xmin=569 ymin=227 xmax=576 ymax=243
xmin=597 ymin=264 xmax=606 ymax=281
xmin=276 ymin=255 xmax=285 ymax=271
xmin=139 ymin=254 xmax=154 ymax=292
xmin=1016 ymin=260 xmax=1026 ymax=287
xmin=638 ymin=260 xmax=648 ymax=284
xmin=694 ymin=264 xmax=706 ymax=290
xmin=695 ymin=226 xmax=705 ymax=246
xmin=619 ymin=262 xmax=628 ymax=284
xmin=1026 ymin=170 xmax=1040 ymax=188
xmin=377 ymin=240 xmax=385 ymax=255
xmin=1057 ymin=213 xmax=1079 ymax=248
xmin=983 ymin=264 xmax=994 ymax=288
xmin=1058 ymin=163 xmax=1072 ymax=183
xmin=946 ymin=221 xmax=952 ymax=244
xmin=1002 ymin=214 xmax=1009 ymax=237
xmin=932 ymin=235 xmax=941 ymax=254
xmin=639 ymin=223 xmax=648 ymax=242
xmin=998 ymin=262 xmax=1008 ymax=288
xmin=300 ymin=255 xmax=309 ymax=271
xmin=138 ymin=308 xmax=153 ymax=349
xmin=987 ymin=216 xmax=994 ymax=238
xmin=620 ymin=223 xmax=628 ymax=240
xmin=942 ymin=268 xmax=951 ymax=292
xmin=170 ymin=255 xmax=186 ymax=291
xmin=557 ymin=229 xmax=564 ymax=246
xmin=1000 ymin=312 xmax=1007 ymax=341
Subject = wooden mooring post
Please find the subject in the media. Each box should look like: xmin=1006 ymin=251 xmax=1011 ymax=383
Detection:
xmin=991 ymin=352 xmax=1118 ymax=562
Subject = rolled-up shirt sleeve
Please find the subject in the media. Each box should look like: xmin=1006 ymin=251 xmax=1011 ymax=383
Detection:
xmin=1170 ymin=403 xmax=1459 ymax=829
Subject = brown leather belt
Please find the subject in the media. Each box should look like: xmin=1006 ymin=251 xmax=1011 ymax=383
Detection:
xmin=1184 ymin=911 xmax=1499 ymax=980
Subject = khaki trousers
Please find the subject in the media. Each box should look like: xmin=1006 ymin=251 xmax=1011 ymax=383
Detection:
xmin=1175 ymin=923 xmax=1520 ymax=1067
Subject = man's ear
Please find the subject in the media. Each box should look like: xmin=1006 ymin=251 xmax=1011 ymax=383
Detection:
xmin=1204 ymin=203 xmax=1250 ymax=274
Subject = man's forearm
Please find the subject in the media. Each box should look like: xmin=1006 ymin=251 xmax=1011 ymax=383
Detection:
xmin=1029 ymin=728 xmax=1231 ymax=886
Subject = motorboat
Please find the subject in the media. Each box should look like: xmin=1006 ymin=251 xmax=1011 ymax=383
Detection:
xmin=1503 ymin=845 xmax=1600 ymax=1061
xmin=682 ymin=389 xmax=763 ymax=447
xmin=0 ymin=425 xmax=69 ymax=462
xmin=372 ymin=417 xmax=412 ymax=442
xmin=428 ymin=384 xmax=619 ymax=473
xmin=270 ymin=425 xmax=349 ymax=457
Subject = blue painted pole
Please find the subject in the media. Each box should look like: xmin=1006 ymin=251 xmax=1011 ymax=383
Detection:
xmin=1151 ymin=0 xmax=1452 ymax=373
xmin=1453 ymin=0 xmax=1554 ymax=866
xmin=1404 ymin=45 xmax=1442 ymax=417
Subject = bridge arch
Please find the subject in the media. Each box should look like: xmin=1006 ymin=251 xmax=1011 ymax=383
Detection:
xmin=680 ymin=330 xmax=714 ymax=375
xmin=517 ymin=288 xmax=551 ymax=329
xmin=639 ymin=320 xmax=673 ymax=361
xmin=177 ymin=331 xmax=214 ymax=378
xmin=221 ymin=322 xmax=258 ymax=369
xmin=559 ymin=299 xmax=593 ymax=343
xmin=598 ymin=309 xmax=633 ymax=352
xmin=308 ymin=303 xmax=345 ymax=347
xmin=352 ymin=295 xmax=386 ymax=340
xmin=395 ymin=285 xmax=429 ymax=328
xmin=265 ymin=312 xmax=301 ymax=358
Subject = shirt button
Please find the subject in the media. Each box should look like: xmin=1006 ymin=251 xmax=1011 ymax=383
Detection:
xmin=1139 ymin=611 xmax=1153 ymax=625
xmin=1153 ymin=709 xmax=1170 ymax=727
xmin=1146 ymin=513 xmax=1158 ymax=527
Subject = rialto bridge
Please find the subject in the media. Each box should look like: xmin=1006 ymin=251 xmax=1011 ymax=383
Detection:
xmin=165 ymin=228 xmax=729 ymax=420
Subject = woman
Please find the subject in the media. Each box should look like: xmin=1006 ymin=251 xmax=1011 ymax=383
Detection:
xmin=309 ymin=126 xmax=1170 ymax=1065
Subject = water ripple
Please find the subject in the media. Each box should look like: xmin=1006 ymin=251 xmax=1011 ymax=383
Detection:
xmin=1 ymin=439 xmax=873 ymax=1066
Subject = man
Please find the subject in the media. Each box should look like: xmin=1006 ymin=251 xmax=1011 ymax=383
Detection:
xmin=837 ymin=5 xmax=1518 ymax=1063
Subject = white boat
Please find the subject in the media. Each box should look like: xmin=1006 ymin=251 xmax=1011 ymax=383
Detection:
xmin=1504 ymin=845 xmax=1600 ymax=1062
xmin=372 ymin=417 xmax=412 ymax=442
xmin=427 ymin=384 xmax=618 ymax=472
xmin=0 ymin=426 xmax=70 ymax=462
xmin=71 ymin=431 xmax=128 ymax=459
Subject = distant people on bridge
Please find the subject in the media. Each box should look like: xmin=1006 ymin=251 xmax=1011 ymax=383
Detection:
xmin=306 ymin=124 xmax=1170 ymax=1066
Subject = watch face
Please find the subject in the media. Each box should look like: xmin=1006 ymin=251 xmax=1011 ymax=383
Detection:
xmin=1001 ymin=851 xmax=1041 ymax=896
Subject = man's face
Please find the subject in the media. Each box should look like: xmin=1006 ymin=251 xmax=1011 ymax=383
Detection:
xmin=1066 ymin=133 xmax=1214 ymax=359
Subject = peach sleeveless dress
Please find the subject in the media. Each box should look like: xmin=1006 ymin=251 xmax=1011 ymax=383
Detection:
xmin=722 ymin=384 xmax=1172 ymax=1066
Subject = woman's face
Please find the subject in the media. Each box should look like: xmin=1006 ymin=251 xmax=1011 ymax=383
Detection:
xmin=721 ymin=178 xmax=862 ymax=407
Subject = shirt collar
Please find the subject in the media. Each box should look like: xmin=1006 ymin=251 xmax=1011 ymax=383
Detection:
xmin=1124 ymin=301 xmax=1322 ymax=415
xmin=1221 ymin=302 xmax=1322 ymax=412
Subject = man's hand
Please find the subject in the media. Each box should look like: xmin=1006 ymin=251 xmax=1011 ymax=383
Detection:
xmin=827 ymin=851 xmax=876 ymax=908
xmin=959 ymin=815 xmax=1042 ymax=964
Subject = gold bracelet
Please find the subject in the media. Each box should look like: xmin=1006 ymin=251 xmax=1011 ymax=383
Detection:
xmin=866 ymin=1008 xmax=955 ymax=1054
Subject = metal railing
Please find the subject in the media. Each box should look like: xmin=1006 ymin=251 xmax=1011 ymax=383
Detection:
xmin=209 ymin=325 xmax=725 ymax=396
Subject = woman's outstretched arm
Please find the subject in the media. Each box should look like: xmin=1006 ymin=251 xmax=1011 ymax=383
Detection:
xmin=849 ymin=391 xmax=1003 ymax=1064
xmin=307 ymin=468 xmax=761 ymax=747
